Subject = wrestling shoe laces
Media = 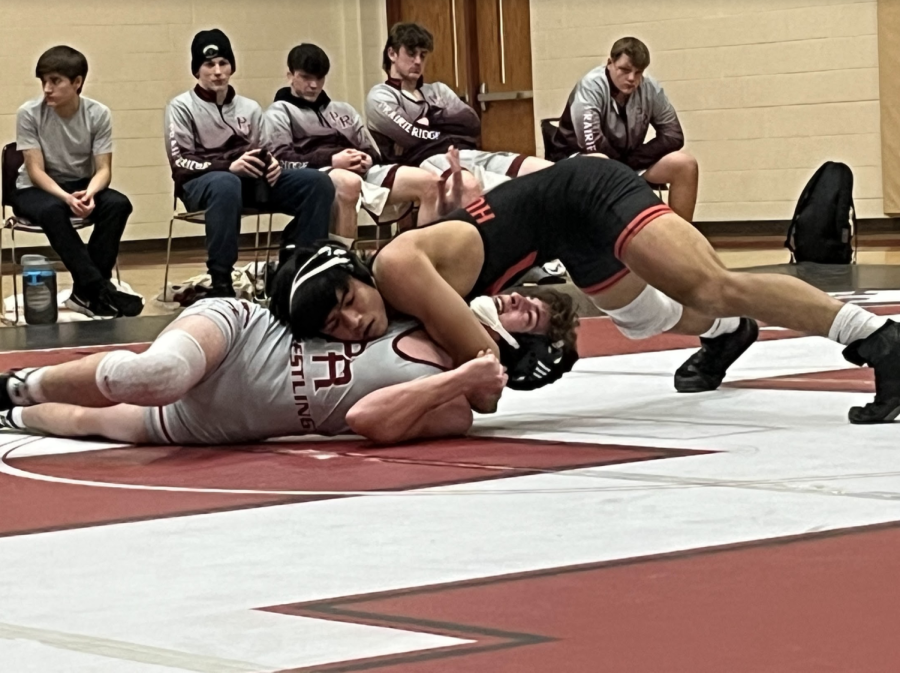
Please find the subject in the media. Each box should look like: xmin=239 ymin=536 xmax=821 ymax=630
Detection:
xmin=843 ymin=320 xmax=900 ymax=424
xmin=674 ymin=318 xmax=760 ymax=393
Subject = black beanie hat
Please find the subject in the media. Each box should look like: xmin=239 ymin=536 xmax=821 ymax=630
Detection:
xmin=191 ymin=29 xmax=236 ymax=77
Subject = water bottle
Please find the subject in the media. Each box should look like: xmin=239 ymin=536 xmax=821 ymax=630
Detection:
xmin=254 ymin=148 xmax=271 ymax=205
xmin=21 ymin=254 xmax=58 ymax=325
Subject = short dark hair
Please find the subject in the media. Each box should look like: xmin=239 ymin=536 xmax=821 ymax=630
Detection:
xmin=511 ymin=287 xmax=580 ymax=352
xmin=610 ymin=37 xmax=650 ymax=70
xmin=382 ymin=22 xmax=434 ymax=74
xmin=35 ymin=46 xmax=88 ymax=93
xmin=269 ymin=245 xmax=374 ymax=340
xmin=287 ymin=43 xmax=330 ymax=78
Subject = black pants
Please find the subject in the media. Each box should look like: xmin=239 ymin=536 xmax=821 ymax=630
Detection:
xmin=14 ymin=179 xmax=132 ymax=298
xmin=181 ymin=169 xmax=335 ymax=282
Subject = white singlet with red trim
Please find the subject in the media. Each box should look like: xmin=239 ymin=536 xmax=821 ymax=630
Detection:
xmin=144 ymin=298 xmax=442 ymax=445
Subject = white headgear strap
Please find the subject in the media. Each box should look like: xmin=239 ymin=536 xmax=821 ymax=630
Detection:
xmin=469 ymin=295 xmax=519 ymax=348
xmin=289 ymin=247 xmax=352 ymax=307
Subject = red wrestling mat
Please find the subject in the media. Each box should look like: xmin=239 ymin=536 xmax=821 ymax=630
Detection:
xmin=0 ymin=438 xmax=703 ymax=537
xmin=268 ymin=522 xmax=900 ymax=673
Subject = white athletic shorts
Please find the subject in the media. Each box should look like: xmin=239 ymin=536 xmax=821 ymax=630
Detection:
xmin=419 ymin=149 xmax=528 ymax=193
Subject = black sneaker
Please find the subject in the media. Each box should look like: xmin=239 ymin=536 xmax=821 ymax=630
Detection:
xmin=205 ymin=283 xmax=236 ymax=299
xmin=674 ymin=318 xmax=760 ymax=393
xmin=65 ymin=291 xmax=118 ymax=319
xmin=843 ymin=320 xmax=900 ymax=424
xmin=104 ymin=287 xmax=144 ymax=317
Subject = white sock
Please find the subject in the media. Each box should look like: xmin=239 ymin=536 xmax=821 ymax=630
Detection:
xmin=828 ymin=303 xmax=888 ymax=345
xmin=0 ymin=408 xmax=25 ymax=430
xmin=7 ymin=367 xmax=47 ymax=406
xmin=700 ymin=317 xmax=741 ymax=339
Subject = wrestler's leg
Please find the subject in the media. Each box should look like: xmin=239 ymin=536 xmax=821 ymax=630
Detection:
xmin=585 ymin=271 xmax=717 ymax=336
xmin=16 ymin=403 xmax=151 ymax=443
xmin=621 ymin=212 xmax=849 ymax=335
xmin=619 ymin=211 xmax=898 ymax=420
xmin=2 ymin=315 xmax=227 ymax=409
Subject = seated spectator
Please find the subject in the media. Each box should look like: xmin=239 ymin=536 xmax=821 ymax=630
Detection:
xmin=164 ymin=29 xmax=334 ymax=297
xmin=365 ymin=22 xmax=551 ymax=203
xmin=545 ymin=37 xmax=699 ymax=220
xmin=14 ymin=46 xmax=141 ymax=319
xmin=266 ymin=44 xmax=446 ymax=239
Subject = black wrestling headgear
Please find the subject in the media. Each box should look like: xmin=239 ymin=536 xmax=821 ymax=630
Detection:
xmin=497 ymin=333 xmax=579 ymax=391
xmin=282 ymin=243 xmax=374 ymax=339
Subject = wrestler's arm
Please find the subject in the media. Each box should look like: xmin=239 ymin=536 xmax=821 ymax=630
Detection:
xmin=373 ymin=233 xmax=501 ymax=366
xmin=346 ymin=352 xmax=506 ymax=443
xmin=346 ymin=372 xmax=473 ymax=443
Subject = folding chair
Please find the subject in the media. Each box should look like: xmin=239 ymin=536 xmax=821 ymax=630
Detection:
xmin=0 ymin=142 xmax=117 ymax=325
xmin=162 ymin=194 xmax=275 ymax=303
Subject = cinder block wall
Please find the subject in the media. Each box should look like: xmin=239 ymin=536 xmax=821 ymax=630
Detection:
xmin=0 ymin=0 xmax=387 ymax=246
xmin=530 ymin=0 xmax=882 ymax=221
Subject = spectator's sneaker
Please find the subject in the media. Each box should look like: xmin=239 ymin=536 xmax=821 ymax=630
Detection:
xmin=64 ymin=292 xmax=118 ymax=319
xmin=674 ymin=318 xmax=760 ymax=392
xmin=205 ymin=283 xmax=236 ymax=299
xmin=105 ymin=287 xmax=144 ymax=317
xmin=843 ymin=321 xmax=900 ymax=424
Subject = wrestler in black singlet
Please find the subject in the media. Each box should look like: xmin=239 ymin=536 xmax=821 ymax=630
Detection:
xmin=438 ymin=156 xmax=672 ymax=299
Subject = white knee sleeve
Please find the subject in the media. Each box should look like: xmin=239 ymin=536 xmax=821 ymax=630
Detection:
xmin=604 ymin=285 xmax=684 ymax=340
xmin=95 ymin=329 xmax=207 ymax=406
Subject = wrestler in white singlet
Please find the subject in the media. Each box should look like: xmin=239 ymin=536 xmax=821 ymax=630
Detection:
xmin=144 ymin=298 xmax=444 ymax=444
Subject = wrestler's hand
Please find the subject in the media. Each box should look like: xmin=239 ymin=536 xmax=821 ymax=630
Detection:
xmin=436 ymin=145 xmax=466 ymax=216
xmin=459 ymin=350 xmax=507 ymax=414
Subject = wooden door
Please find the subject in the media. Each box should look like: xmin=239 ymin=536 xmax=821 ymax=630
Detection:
xmin=385 ymin=0 xmax=536 ymax=155
xmin=472 ymin=0 xmax=536 ymax=155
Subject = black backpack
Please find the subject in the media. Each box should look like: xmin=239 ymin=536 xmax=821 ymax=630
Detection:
xmin=785 ymin=161 xmax=856 ymax=264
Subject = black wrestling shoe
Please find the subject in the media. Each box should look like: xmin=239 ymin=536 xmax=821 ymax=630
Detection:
xmin=674 ymin=318 xmax=760 ymax=393
xmin=0 ymin=373 xmax=12 ymax=411
xmin=843 ymin=321 xmax=900 ymax=424
xmin=0 ymin=409 xmax=21 ymax=430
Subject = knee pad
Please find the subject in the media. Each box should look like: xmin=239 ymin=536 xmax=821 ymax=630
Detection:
xmin=603 ymin=285 xmax=683 ymax=340
xmin=95 ymin=329 xmax=207 ymax=406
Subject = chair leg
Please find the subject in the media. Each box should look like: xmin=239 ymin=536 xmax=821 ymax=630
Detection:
xmin=253 ymin=213 xmax=261 ymax=276
xmin=263 ymin=214 xmax=274 ymax=299
xmin=11 ymin=227 xmax=19 ymax=325
xmin=163 ymin=216 xmax=175 ymax=302
xmin=0 ymin=229 xmax=8 ymax=327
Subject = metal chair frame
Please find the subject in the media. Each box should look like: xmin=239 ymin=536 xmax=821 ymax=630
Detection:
xmin=163 ymin=198 xmax=275 ymax=304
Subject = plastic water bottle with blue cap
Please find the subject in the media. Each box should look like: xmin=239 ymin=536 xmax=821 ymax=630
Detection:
xmin=21 ymin=254 xmax=57 ymax=325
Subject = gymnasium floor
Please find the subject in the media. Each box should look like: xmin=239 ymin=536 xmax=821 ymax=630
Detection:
xmin=1 ymin=240 xmax=900 ymax=672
